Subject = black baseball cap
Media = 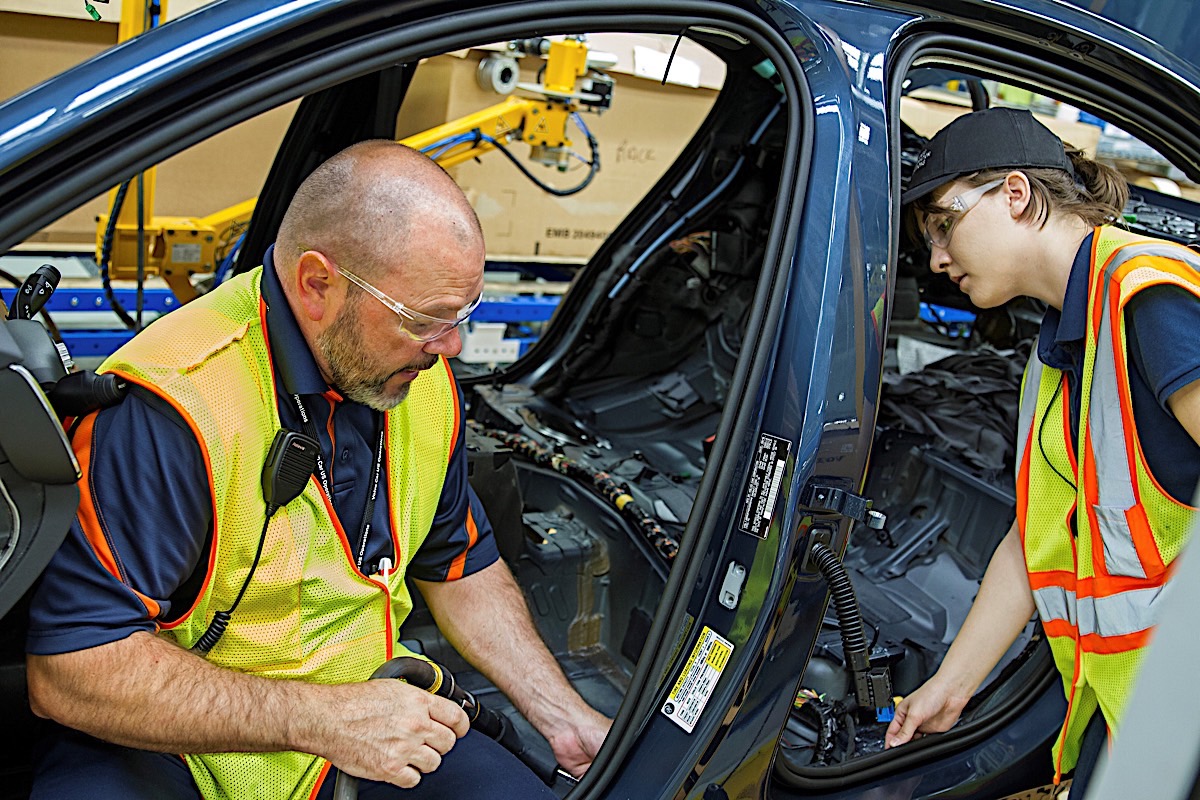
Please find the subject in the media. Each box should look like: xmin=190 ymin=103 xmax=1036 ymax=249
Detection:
xmin=902 ymin=107 xmax=1073 ymax=205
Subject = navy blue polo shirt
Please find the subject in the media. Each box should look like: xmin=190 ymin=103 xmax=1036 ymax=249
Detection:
xmin=1037 ymin=231 xmax=1200 ymax=504
xmin=27 ymin=248 xmax=498 ymax=655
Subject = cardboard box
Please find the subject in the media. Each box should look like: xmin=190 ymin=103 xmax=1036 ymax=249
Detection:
xmin=10 ymin=25 xmax=721 ymax=263
xmin=397 ymin=36 xmax=723 ymax=261
xmin=2 ymin=11 xmax=117 ymax=245
xmin=900 ymin=94 xmax=1102 ymax=157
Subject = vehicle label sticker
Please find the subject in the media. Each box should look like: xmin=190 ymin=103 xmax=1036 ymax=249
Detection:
xmin=738 ymin=432 xmax=790 ymax=539
xmin=171 ymin=243 xmax=202 ymax=264
xmin=661 ymin=625 xmax=733 ymax=733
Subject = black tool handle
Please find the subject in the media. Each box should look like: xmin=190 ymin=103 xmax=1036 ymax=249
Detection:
xmin=332 ymin=657 xmax=560 ymax=800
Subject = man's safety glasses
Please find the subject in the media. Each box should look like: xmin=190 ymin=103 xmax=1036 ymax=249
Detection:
xmin=921 ymin=179 xmax=1004 ymax=249
xmin=337 ymin=264 xmax=481 ymax=343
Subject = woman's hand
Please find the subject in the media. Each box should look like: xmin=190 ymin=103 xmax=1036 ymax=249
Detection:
xmin=885 ymin=676 xmax=971 ymax=748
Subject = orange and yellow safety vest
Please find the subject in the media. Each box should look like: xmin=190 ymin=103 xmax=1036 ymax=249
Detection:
xmin=1016 ymin=225 xmax=1199 ymax=780
xmin=100 ymin=267 xmax=459 ymax=799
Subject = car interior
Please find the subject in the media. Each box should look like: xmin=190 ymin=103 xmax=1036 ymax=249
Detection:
xmin=3 ymin=17 xmax=1200 ymax=800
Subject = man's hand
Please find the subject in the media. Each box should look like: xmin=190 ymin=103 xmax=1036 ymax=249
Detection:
xmin=884 ymin=676 xmax=970 ymax=748
xmin=28 ymin=631 xmax=469 ymax=787
xmin=415 ymin=562 xmax=613 ymax=778
xmin=543 ymin=704 xmax=612 ymax=777
xmin=313 ymin=679 xmax=469 ymax=788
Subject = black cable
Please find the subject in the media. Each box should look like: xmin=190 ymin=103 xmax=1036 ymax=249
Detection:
xmin=809 ymin=542 xmax=869 ymax=661
xmin=1037 ymin=372 xmax=1078 ymax=491
xmin=661 ymin=28 xmax=688 ymax=86
xmin=191 ymin=511 xmax=273 ymax=654
xmin=469 ymin=422 xmax=679 ymax=560
xmin=489 ymin=128 xmax=600 ymax=197
xmin=98 ymin=179 xmax=138 ymax=330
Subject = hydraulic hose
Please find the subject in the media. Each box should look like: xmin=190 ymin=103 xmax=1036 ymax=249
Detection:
xmin=808 ymin=541 xmax=868 ymax=665
xmin=420 ymin=114 xmax=600 ymax=198
xmin=97 ymin=179 xmax=138 ymax=330
xmin=808 ymin=540 xmax=892 ymax=716
xmin=332 ymin=657 xmax=559 ymax=800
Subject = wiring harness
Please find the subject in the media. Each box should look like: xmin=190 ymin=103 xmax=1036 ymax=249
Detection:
xmin=468 ymin=421 xmax=679 ymax=560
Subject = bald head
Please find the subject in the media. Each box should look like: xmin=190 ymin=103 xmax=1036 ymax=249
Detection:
xmin=275 ymin=140 xmax=484 ymax=284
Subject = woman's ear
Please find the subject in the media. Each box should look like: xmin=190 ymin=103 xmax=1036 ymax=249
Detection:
xmin=1003 ymin=171 xmax=1032 ymax=218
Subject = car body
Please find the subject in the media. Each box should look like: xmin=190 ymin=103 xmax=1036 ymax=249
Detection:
xmin=2 ymin=1 xmax=1200 ymax=798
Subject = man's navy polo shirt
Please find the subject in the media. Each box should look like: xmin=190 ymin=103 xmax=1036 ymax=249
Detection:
xmin=1037 ymin=230 xmax=1200 ymax=504
xmin=27 ymin=247 xmax=499 ymax=655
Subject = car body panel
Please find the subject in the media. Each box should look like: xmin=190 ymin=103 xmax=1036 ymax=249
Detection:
xmin=2 ymin=1 xmax=1199 ymax=799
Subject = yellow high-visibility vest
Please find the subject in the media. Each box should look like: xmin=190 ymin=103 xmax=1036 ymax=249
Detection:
xmin=1016 ymin=225 xmax=1199 ymax=780
xmin=101 ymin=267 xmax=459 ymax=799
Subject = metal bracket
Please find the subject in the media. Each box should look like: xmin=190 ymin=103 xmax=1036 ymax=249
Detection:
xmin=801 ymin=483 xmax=886 ymax=529
xmin=717 ymin=561 xmax=746 ymax=609
xmin=800 ymin=525 xmax=834 ymax=574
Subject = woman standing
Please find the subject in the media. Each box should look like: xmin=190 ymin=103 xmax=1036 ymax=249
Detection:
xmin=885 ymin=107 xmax=1200 ymax=795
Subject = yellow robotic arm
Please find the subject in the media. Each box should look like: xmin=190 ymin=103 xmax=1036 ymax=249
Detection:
xmin=97 ymin=35 xmax=613 ymax=303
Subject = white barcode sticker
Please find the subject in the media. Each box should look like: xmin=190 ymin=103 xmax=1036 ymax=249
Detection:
xmin=737 ymin=432 xmax=790 ymax=539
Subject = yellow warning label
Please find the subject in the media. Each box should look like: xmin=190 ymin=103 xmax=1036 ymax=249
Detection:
xmin=662 ymin=626 xmax=734 ymax=733
xmin=706 ymin=639 xmax=731 ymax=670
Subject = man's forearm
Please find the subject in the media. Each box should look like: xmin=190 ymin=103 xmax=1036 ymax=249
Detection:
xmin=28 ymin=631 xmax=321 ymax=754
xmin=28 ymin=630 xmax=472 ymax=786
xmin=414 ymin=562 xmax=592 ymax=733
xmin=415 ymin=560 xmax=625 ymax=774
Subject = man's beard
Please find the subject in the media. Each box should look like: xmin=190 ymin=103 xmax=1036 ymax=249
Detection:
xmin=316 ymin=302 xmax=438 ymax=411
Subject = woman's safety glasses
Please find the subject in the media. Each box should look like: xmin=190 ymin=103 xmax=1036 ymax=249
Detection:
xmin=921 ymin=179 xmax=1004 ymax=249
xmin=337 ymin=263 xmax=481 ymax=343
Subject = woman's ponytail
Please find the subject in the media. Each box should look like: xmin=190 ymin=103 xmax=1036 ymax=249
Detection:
xmin=1066 ymin=147 xmax=1129 ymax=224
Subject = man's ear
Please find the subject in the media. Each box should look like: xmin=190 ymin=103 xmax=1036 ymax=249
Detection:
xmin=293 ymin=250 xmax=341 ymax=322
xmin=1003 ymin=171 xmax=1033 ymax=218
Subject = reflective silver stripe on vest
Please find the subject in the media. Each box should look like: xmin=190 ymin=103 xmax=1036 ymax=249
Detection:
xmin=1016 ymin=344 xmax=1044 ymax=485
xmin=1089 ymin=242 xmax=1200 ymax=578
xmin=1078 ymin=586 xmax=1164 ymax=638
xmin=1089 ymin=298 xmax=1144 ymax=578
xmin=1033 ymin=585 xmax=1076 ymax=627
xmin=1033 ymin=585 xmax=1163 ymax=638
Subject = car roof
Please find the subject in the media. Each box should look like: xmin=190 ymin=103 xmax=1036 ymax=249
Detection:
xmin=1052 ymin=0 xmax=1200 ymax=78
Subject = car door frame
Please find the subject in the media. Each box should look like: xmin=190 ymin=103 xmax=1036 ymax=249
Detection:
xmin=0 ymin=1 xmax=843 ymax=797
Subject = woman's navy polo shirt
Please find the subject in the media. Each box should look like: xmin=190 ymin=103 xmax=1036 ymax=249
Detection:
xmin=27 ymin=248 xmax=499 ymax=655
xmin=1037 ymin=231 xmax=1200 ymax=503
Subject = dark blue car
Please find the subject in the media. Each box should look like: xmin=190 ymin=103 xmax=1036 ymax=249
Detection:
xmin=2 ymin=1 xmax=1199 ymax=798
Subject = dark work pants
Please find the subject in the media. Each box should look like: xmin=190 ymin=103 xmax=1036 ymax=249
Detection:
xmin=31 ymin=724 xmax=557 ymax=799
